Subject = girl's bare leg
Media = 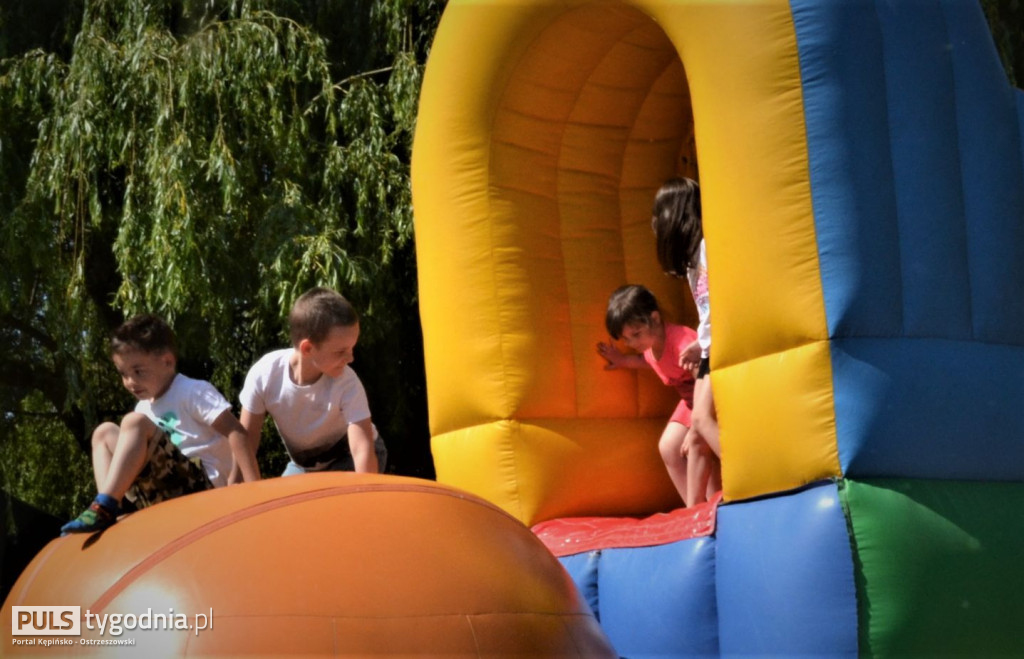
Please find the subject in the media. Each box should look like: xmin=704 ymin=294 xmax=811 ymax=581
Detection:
xmin=684 ymin=428 xmax=713 ymax=506
xmin=691 ymin=375 xmax=720 ymax=456
xmin=706 ymin=454 xmax=723 ymax=500
xmin=659 ymin=421 xmax=690 ymax=506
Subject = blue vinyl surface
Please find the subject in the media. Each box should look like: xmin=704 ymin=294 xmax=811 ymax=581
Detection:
xmin=559 ymin=550 xmax=600 ymax=620
xmin=558 ymin=536 xmax=718 ymax=658
xmin=791 ymin=0 xmax=1024 ymax=480
xmin=716 ymin=482 xmax=858 ymax=657
xmin=598 ymin=538 xmax=718 ymax=658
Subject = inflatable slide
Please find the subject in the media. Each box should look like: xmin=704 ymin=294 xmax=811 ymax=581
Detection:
xmin=413 ymin=0 xmax=1024 ymax=655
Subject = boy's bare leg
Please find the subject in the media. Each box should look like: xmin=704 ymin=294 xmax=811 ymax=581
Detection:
xmin=98 ymin=412 xmax=158 ymax=501
xmin=659 ymin=421 xmax=690 ymax=507
xmin=90 ymin=422 xmax=121 ymax=491
xmin=62 ymin=412 xmax=156 ymax=535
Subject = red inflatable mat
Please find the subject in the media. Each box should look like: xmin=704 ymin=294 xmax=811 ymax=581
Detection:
xmin=532 ymin=492 xmax=722 ymax=557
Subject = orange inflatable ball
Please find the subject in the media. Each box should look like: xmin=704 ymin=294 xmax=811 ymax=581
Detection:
xmin=3 ymin=474 xmax=614 ymax=657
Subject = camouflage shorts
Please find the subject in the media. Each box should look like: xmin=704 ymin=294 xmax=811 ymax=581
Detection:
xmin=125 ymin=430 xmax=213 ymax=510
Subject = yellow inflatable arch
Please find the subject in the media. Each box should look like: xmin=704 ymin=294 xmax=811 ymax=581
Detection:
xmin=413 ymin=0 xmax=833 ymax=525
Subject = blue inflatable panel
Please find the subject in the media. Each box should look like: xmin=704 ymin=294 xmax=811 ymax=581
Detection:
xmin=716 ymin=482 xmax=858 ymax=657
xmin=943 ymin=0 xmax=1024 ymax=344
xmin=793 ymin=0 xmax=1024 ymax=481
xmin=790 ymin=0 xmax=903 ymax=339
xmin=832 ymin=337 xmax=1024 ymax=480
xmin=793 ymin=0 xmax=1024 ymax=344
xmin=1019 ymin=90 xmax=1024 ymax=173
xmin=558 ymin=551 xmax=600 ymax=620
xmin=556 ymin=536 xmax=718 ymax=658
xmin=597 ymin=538 xmax=718 ymax=658
xmin=876 ymin=1 xmax=973 ymax=340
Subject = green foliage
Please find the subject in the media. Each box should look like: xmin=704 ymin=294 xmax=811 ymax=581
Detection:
xmin=982 ymin=0 xmax=1024 ymax=87
xmin=0 ymin=0 xmax=440 ymax=521
xmin=0 ymin=393 xmax=94 ymax=524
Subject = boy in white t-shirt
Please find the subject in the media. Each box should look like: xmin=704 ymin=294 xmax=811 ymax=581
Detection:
xmin=61 ymin=315 xmax=259 ymax=534
xmin=237 ymin=287 xmax=386 ymax=477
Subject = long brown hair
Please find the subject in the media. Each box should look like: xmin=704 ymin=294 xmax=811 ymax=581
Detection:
xmin=651 ymin=177 xmax=702 ymax=278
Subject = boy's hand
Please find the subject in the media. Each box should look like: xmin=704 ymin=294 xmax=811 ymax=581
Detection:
xmin=216 ymin=410 xmax=261 ymax=483
xmin=348 ymin=418 xmax=378 ymax=474
xmin=597 ymin=341 xmax=627 ymax=370
xmin=680 ymin=340 xmax=702 ymax=375
xmin=227 ymin=462 xmax=243 ymax=485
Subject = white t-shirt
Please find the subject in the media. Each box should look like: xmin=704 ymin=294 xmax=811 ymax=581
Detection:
xmin=239 ymin=349 xmax=378 ymax=459
xmin=135 ymin=373 xmax=233 ymax=487
xmin=687 ymin=239 xmax=712 ymax=358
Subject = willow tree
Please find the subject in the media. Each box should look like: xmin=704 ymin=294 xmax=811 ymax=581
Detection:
xmin=0 ymin=0 xmax=441 ymax=519
xmin=983 ymin=0 xmax=1024 ymax=86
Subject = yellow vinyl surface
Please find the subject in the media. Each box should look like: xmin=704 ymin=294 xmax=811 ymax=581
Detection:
xmin=413 ymin=0 xmax=841 ymax=524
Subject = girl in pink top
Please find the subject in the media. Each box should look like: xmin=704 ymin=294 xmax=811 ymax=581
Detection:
xmin=597 ymin=284 xmax=718 ymax=507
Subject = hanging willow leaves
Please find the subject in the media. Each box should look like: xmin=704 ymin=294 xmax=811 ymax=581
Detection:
xmin=0 ymin=0 xmax=440 ymax=520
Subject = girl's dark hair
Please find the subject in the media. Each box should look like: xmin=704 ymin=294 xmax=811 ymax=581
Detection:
xmin=111 ymin=314 xmax=177 ymax=357
xmin=605 ymin=284 xmax=661 ymax=340
xmin=289 ymin=287 xmax=359 ymax=345
xmin=651 ymin=177 xmax=702 ymax=278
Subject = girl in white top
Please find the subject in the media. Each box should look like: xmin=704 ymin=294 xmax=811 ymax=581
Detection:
xmin=651 ymin=177 xmax=721 ymax=506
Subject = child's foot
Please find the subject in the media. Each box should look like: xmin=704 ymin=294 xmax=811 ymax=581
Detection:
xmin=61 ymin=494 xmax=120 ymax=535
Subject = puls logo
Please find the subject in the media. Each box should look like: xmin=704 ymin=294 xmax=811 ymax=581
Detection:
xmin=11 ymin=606 xmax=81 ymax=636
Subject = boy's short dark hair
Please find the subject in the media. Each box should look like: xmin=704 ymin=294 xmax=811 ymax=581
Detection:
xmin=605 ymin=284 xmax=661 ymax=340
xmin=111 ymin=314 xmax=178 ymax=357
xmin=289 ymin=287 xmax=359 ymax=346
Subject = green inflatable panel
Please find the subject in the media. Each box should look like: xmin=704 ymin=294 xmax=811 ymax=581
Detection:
xmin=841 ymin=479 xmax=1024 ymax=655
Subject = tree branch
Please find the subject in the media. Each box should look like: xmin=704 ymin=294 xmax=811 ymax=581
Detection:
xmin=0 ymin=313 xmax=58 ymax=352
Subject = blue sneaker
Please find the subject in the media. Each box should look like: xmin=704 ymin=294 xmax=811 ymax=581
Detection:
xmin=61 ymin=495 xmax=119 ymax=535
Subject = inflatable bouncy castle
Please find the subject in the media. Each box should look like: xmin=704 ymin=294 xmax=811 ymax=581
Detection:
xmin=5 ymin=1 xmax=1024 ymax=656
xmin=2 ymin=474 xmax=616 ymax=656
xmin=413 ymin=0 xmax=1024 ymax=655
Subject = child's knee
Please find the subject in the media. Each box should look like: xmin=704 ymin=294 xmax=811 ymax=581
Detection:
xmin=120 ymin=411 xmax=155 ymax=432
xmin=683 ymin=427 xmax=710 ymax=455
xmin=691 ymin=412 xmax=716 ymax=437
xmin=114 ymin=412 xmax=159 ymax=445
xmin=658 ymin=438 xmax=676 ymax=463
xmin=91 ymin=422 xmax=120 ymax=448
xmin=659 ymin=424 xmax=687 ymax=462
